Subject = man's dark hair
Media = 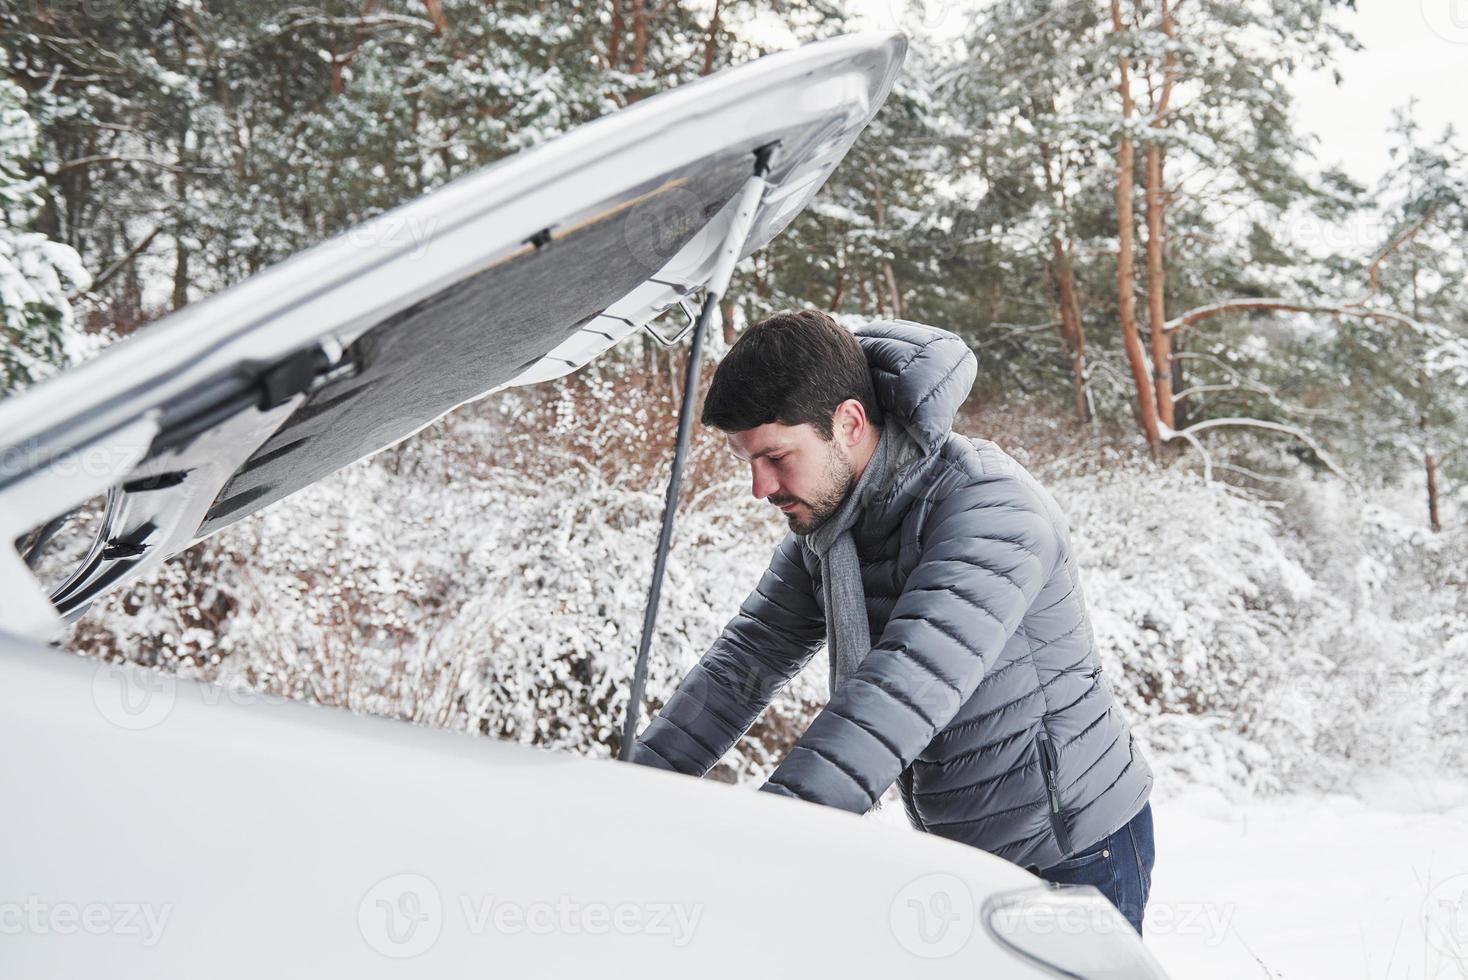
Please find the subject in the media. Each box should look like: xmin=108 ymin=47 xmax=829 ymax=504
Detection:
xmin=700 ymin=309 xmax=882 ymax=439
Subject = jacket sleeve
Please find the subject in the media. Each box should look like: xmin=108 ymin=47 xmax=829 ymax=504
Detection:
xmin=629 ymin=531 xmax=826 ymax=776
xmin=759 ymin=473 xmax=1059 ymax=812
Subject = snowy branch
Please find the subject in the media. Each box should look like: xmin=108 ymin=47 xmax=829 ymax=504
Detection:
xmin=1164 ymin=298 xmax=1432 ymax=337
xmin=45 ymin=156 xmax=222 ymax=177
xmin=1159 ymin=416 xmax=1350 ymax=483
xmin=75 ymin=226 xmax=160 ymax=300
xmin=1171 ymin=350 xmax=1337 ymax=419
xmin=1366 ymin=203 xmax=1439 ymax=297
xmin=265 ymin=9 xmax=441 ymax=35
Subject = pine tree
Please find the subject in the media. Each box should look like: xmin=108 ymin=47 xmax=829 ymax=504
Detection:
xmin=0 ymin=59 xmax=89 ymax=395
xmin=1104 ymin=0 xmax=1362 ymax=459
xmin=949 ymin=0 xmax=1113 ymax=421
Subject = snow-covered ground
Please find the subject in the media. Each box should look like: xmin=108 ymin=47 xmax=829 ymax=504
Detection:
xmin=865 ymin=772 xmax=1468 ymax=978
xmin=1146 ymin=773 xmax=1468 ymax=979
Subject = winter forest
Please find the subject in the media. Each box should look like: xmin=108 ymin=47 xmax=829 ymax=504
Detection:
xmin=3 ymin=0 xmax=1467 ymax=969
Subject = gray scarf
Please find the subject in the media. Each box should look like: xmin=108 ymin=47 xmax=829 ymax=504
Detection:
xmin=802 ymin=423 xmax=919 ymax=698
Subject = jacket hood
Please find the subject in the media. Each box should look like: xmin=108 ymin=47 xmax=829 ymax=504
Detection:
xmin=855 ymin=320 xmax=977 ymax=454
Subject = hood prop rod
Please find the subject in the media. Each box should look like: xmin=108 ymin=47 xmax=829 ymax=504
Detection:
xmin=618 ymin=144 xmax=777 ymax=762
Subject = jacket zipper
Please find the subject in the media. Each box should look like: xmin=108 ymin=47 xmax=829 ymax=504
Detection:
xmin=1035 ymin=729 xmax=1074 ymax=855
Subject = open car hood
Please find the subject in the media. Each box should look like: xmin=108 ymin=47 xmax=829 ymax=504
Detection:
xmin=0 ymin=33 xmax=906 ymax=639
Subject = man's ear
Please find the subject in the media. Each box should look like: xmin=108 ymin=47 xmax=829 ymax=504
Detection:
xmin=832 ymin=398 xmax=869 ymax=449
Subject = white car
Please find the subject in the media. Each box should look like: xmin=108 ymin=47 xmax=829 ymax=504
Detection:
xmin=0 ymin=32 xmax=1170 ymax=979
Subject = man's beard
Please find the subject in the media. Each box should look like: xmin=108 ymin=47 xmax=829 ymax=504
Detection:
xmin=773 ymin=441 xmax=856 ymax=535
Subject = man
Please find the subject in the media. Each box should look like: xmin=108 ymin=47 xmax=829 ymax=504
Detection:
xmin=629 ymin=310 xmax=1155 ymax=934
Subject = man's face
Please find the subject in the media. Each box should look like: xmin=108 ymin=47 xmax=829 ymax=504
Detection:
xmin=726 ymin=420 xmax=856 ymax=535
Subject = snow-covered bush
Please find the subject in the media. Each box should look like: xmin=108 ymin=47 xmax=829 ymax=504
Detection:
xmin=1052 ymin=466 xmax=1324 ymax=794
xmin=65 ymin=376 xmax=1465 ymax=799
xmin=1049 ymin=464 xmax=1465 ymax=796
xmin=1277 ymin=477 xmax=1467 ymax=780
xmin=964 ymin=393 xmax=1465 ymax=795
xmin=70 ymin=385 xmax=826 ymax=785
xmin=0 ymin=66 xmax=91 ymax=395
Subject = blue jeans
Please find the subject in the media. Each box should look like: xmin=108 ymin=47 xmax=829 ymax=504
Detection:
xmin=1033 ymin=801 xmax=1154 ymax=935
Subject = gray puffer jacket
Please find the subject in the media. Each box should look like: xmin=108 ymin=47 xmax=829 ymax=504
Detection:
xmin=631 ymin=320 xmax=1152 ymax=871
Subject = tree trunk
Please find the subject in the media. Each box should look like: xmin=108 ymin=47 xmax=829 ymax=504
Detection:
xmin=607 ymin=0 xmax=623 ymax=70
xmin=883 ymin=263 xmax=904 ymax=319
xmin=1050 ymin=236 xmax=1090 ymax=423
xmin=171 ymin=135 xmax=190 ymax=311
xmin=1170 ymin=328 xmax=1189 ymax=429
xmin=830 ymin=248 xmax=846 ymax=310
xmin=1145 ymin=0 xmax=1178 ymax=429
xmin=702 ymin=0 xmax=722 ymax=76
xmin=1425 ymin=448 xmax=1441 ymax=533
xmin=630 ymin=0 xmax=647 ymax=75
xmin=872 ymin=186 xmax=904 ymax=317
xmin=1144 ymin=142 xmax=1172 ymax=427
xmin=1421 ymin=364 xmax=1441 ymax=532
xmin=1040 ymin=139 xmax=1090 ymax=423
xmin=721 ymin=297 xmax=736 ymax=347
xmin=1111 ymin=0 xmax=1160 ymax=452
xmin=172 ymin=235 xmax=190 ymax=311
